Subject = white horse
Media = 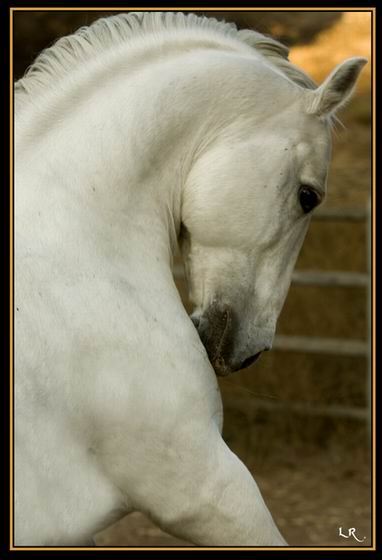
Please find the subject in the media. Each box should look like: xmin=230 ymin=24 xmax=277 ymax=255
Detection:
xmin=14 ymin=12 xmax=366 ymax=547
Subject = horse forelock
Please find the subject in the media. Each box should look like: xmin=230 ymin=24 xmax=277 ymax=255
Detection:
xmin=14 ymin=11 xmax=318 ymax=112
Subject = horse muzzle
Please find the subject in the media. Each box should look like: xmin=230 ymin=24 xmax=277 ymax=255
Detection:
xmin=191 ymin=302 xmax=264 ymax=376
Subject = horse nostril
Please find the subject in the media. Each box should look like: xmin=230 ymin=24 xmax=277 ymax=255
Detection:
xmin=240 ymin=352 xmax=262 ymax=370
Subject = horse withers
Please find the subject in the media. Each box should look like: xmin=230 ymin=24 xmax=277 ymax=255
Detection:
xmin=14 ymin=12 xmax=366 ymax=546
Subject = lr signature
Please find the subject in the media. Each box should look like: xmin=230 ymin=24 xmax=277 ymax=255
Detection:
xmin=339 ymin=527 xmax=367 ymax=543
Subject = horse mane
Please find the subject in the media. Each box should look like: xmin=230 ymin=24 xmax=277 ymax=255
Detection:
xmin=15 ymin=11 xmax=317 ymax=109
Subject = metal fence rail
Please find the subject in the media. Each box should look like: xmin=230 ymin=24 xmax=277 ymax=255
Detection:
xmin=224 ymin=393 xmax=369 ymax=421
xmin=291 ymin=270 xmax=368 ymax=287
xmin=314 ymin=207 xmax=368 ymax=221
xmin=273 ymin=335 xmax=367 ymax=357
xmin=174 ymin=266 xmax=368 ymax=288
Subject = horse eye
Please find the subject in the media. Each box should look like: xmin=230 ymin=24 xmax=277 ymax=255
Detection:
xmin=299 ymin=186 xmax=321 ymax=214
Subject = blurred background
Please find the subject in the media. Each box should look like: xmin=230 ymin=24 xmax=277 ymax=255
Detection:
xmin=13 ymin=10 xmax=372 ymax=547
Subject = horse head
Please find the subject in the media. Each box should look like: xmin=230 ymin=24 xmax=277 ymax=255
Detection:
xmin=180 ymin=57 xmax=366 ymax=376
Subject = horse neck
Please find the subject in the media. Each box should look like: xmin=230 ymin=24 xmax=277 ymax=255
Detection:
xmin=16 ymin=45 xmax=297 ymax=283
xmin=16 ymin=50 xmax=228 ymax=284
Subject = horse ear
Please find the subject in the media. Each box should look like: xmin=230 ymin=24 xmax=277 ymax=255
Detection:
xmin=307 ymin=57 xmax=367 ymax=117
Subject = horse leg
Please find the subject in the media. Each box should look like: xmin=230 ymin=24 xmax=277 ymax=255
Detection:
xmin=99 ymin=428 xmax=287 ymax=546
xmin=157 ymin=436 xmax=287 ymax=546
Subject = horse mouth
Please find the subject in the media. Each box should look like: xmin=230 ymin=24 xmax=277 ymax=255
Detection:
xmin=240 ymin=352 xmax=262 ymax=370
xmin=211 ymin=351 xmax=262 ymax=376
